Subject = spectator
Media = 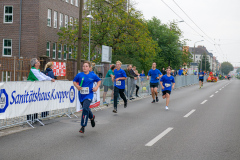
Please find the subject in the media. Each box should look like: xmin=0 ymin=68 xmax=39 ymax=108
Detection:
xmin=27 ymin=58 xmax=55 ymax=122
xmin=161 ymin=68 xmax=166 ymax=75
xmin=178 ymin=67 xmax=183 ymax=76
xmin=183 ymin=68 xmax=188 ymax=76
xmin=130 ymin=66 xmax=138 ymax=99
xmin=44 ymin=62 xmax=55 ymax=79
xmin=92 ymin=63 xmax=98 ymax=75
xmin=133 ymin=67 xmax=140 ymax=97
xmin=140 ymin=70 xmax=145 ymax=85
xmin=102 ymin=65 xmax=115 ymax=105
xmin=124 ymin=65 xmax=136 ymax=100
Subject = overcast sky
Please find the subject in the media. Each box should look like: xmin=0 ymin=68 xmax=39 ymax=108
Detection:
xmin=134 ymin=0 xmax=240 ymax=67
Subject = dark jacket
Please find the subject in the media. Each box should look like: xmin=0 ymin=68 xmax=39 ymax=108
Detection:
xmin=130 ymin=69 xmax=138 ymax=77
xmin=124 ymin=69 xmax=134 ymax=79
xmin=44 ymin=68 xmax=55 ymax=79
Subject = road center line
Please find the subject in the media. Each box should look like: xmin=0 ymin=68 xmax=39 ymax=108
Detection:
xmin=145 ymin=128 xmax=173 ymax=147
xmin=219 ymin=89 xmax=222 ymax=90
xmin=210 ymin=95 xmax=214 ymax=98
xmin=215 ymin=91 xmax=218 ymax=93
xmin=201 ymin=100 xmax=207 ymax=104
xmin=184 ymin=109 xmax=196 ymax=118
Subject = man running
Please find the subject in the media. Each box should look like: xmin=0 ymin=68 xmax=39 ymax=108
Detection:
xmin=113 ymin=61 xmax=128 ymax=113
xmin=73 ymin=61 xmax=101 ymax=134
xmin=147 ymin=62 xmax=162 ymax=103
xmin=160 ymin=67 xmax=175 ymax=110
xmin=102 ymin=65 xmax=115 ymax=105
xmin=198 ymin=69 xmax=204 ymax=89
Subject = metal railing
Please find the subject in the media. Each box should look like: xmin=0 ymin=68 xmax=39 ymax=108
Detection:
xmin=0 ymin=75 xmax=206 ymax=130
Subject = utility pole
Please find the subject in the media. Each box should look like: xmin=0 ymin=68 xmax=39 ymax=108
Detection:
xmin=77 ymin=0 xmax=83 ymax=73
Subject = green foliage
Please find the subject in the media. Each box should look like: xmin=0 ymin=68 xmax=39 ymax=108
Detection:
xmin=236 ymin=67 xmax=240 ymax=73
xmin=198 ymin=53 xmax=211 ymax=72
xmin=58 ymin=0 xmax=158 ymax=72
xmin=147 ymin=17 xmax=187 ymax=70
xmin=221 ymin=62 xmax=233 ymax=75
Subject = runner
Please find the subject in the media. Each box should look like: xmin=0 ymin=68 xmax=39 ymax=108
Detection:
xmin=113 ymin=61 xmax=128 ymax=113
xmin=147 ymin=62 xmax=162 ymax=103
xmin=73 ymin=61 xmax=101 ymax=134
xmin=160 ymin=67 xmax=175 ymax=110
xmin=227 ymin=74 xmax=231 ymax=80
xmin=198 ymin=69 xmax=205 ymax=89
xmin=102 ymin=65 xmax=115 ymax=105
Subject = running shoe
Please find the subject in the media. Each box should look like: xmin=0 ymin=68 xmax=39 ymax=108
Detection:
xmin=110 ymin=99 xmax=114 ymax=104
xmin=151 ymin=100 xmax=156 ymax=103
xmin=165 ymin=106 xmax=169 ymax=110
xmin=156 ymin=97 xmax=159 ymax=102
xmin=113 ymin=108 xmax=117 ymax=113
xmin=91 ymin=115 xmax=95 ymax=127
xmin=79 ymin=127 xmax=85 ymax=133
xmin=124 ymin=102 xmax=127 ymax=108
xmin=103 ymin=101 xmax=109 ymax=105
xmin=136 ymin=95 xmax=140 ymax=97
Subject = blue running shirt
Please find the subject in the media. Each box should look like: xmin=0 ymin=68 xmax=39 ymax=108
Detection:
xmin=148 ymin=69 xmax=162 ymax=83
xmin=73 ymin=72 xmax=101 ymax=102
xmin=114 ymin=68 xmax=127 ymax=89
xmin=160 ymin=75 xmax=175 ymax=91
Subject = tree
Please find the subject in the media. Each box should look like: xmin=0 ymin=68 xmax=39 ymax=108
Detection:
xmin=198 ymin=52 xmax=210 ymax=72
xmin=236 ymin=67 xmax=240 ymax=73
xmin=58 ymin=0 xmax=159 ymax=72
xmin=147 ymin=17 xmax=184 ymax=70
xmin=221 ymin=62 xmax=233 ymax=75
xmin=182 ymin=48 xmax=193 ymax=67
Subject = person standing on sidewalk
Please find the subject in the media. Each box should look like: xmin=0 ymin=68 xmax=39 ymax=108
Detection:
xmin=102 ymin=65 xmax=115 ymax=105
xmin=73 ymin=61 xmax=101 ymax=134
xmin=147 ymin=62 xmax=162 ymax=103
xmin=113 ymin=61 xmax=127 ymax=113
xmin=160 ymin=67 xmax=175 ymax=110
xmin=124 ymin=65 xmax=136 ymax=100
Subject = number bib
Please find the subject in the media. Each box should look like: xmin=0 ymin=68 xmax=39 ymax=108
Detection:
xmin=116 ymin=81 xmax=121 ymax=86
xmin=165 ymin=83 xmax=171 ymax=87
xmin=80 ymin=87 xmax=89 ymax=94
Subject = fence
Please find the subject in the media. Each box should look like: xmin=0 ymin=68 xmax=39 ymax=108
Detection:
xmin=0 ymin=75 xmax=206 ymax=130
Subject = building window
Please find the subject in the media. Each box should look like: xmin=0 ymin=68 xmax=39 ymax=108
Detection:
xmin=4 ymin=6 xmax=13 ymax=23
xmin=65 ymin=15 xmax=68 ymax=28
xmin=70 ymin=17 xmax=73 ymax=26
xmin=54 ymin=11 xmax=57 ymax=28
xmin=47 ymin=9 xmax=51 ymax=27
xmin=2 ymin=71 xmax=11 ymax=82
xmin=84 ymin=0 xmax=88 ymax=10
xmin=58 ymin=44 xmax=62 ymax=59
xmin=53 ymin=43 xmax=56 ymax=59
xmin=59 ymin=13 xmax=63 ymax=29
xmin=75 ymin=0 xmax=79 ymax=7
xmin=46 ymin=42 xmax=50 ymax=57
xmin=196 ymin=56 xmax=198 ymax=58
xmin=66 ymin=0 xmax=69 ymax=3
xmin=64 ymin=45 xmax=67 ymax=60
xmin=2 ymin=39 xmax=12 ymax=56
xmin=69 ymin=47 xmax=72 ymax=59
xmin=71 ymin=0 xmax=74 ymax=5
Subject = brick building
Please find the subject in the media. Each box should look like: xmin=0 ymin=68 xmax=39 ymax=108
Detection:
xmin=0 ymin=0 xmax=80 ymax=63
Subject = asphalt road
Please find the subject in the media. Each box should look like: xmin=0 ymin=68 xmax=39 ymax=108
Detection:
xmin=0 ymin=79 xmax=240 ymax=160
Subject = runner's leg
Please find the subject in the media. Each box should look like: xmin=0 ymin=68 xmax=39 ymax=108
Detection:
xmin=81 ymin=99 xmax=92 ymax=127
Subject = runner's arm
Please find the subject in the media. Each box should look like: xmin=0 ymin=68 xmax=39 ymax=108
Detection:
xmin=73 ymin=82 xmax=82 ymax=91
xmin=92 ymin=80 xmax=101 ymax=92
xmin=172 ymin=83 xmax=175 ymax=90
xmin=160 ymin=81 xmax=164 ymax=90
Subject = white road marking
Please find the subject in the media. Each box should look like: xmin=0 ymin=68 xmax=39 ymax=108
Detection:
xmin=184 ymin=109 xmax=196 ymax=118
xmin=201 ymin=100 xmax=207 ymax=104
xmin=145 ymin=128 xmax=173 ymax=147
xmin=219 ymin=89 xmax=222 ymax=90
xmin=215 ymin=91 xmax=218 ymax=93
xmin=210 ymin=95 xmax=214 ymax=98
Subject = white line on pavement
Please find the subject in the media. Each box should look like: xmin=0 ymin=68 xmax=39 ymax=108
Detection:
xmin=145 ymin=128 xmax=173 ymax=147
xmin=184 ymin=109 xmax=196 ymax=118
xmin=201 ymin=100 xmax=207 ymax=104
xmin=215 ymin=91 xmax=218 ymax=93
xmin=210 ymin=95 xmax=214 ymax=98
xmin=219 ymin=89 xmax=222 ymax=90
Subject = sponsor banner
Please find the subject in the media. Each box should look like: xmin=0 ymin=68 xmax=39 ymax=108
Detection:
xmin=53 ymin=62 xmax=66 ymax=76
xmin=76 ymin=82 xmax=100 ymax=112
xmin=0 ymin=81 xmax=77 ymax=119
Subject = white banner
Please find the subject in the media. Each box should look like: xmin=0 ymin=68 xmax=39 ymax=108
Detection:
xmin=0 ymin=81 xmax=77 ymax=119
xmin=76 ymin=82 xmax=100 ymax=112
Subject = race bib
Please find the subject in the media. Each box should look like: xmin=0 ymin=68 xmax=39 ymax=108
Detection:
xmin=116 ymin=81 xmax=121 ymax=86
xmin=165 ymin=83 xmax=171 ymax=87
xmin=200 ymin=75 xmax=203 ymax=77
xmin=80 ymin=87 xmax=89 ymax=94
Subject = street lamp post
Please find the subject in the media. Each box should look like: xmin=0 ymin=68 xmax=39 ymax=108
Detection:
xmin=87 ymin=0 xmax=93 ymax=62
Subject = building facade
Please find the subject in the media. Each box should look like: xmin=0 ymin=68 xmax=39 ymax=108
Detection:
xmin=0 ymin=0 xmax=80 ymax=61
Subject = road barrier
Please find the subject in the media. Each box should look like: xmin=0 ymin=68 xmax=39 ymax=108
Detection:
xmin=0 ymin=75 xmax=206 ymax=130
